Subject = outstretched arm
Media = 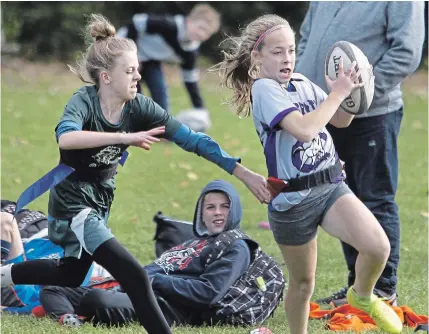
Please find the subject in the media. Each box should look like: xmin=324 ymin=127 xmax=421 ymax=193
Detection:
xmin=57 ymin=127 xmax=165 ymax=151
xmin=56 ymin=92 xmax=165 ymax=150
xmin=169 ymin=125 xmax=271 ymax=203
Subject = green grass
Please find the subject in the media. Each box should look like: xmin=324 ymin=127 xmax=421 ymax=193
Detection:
xmin=1 ymin=60 xmax=428 ymax=334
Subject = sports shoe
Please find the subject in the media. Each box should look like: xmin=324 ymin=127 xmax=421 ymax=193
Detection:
xmin=315 ymin=285 xmax=348 ymax=305
xmin=175 ymin=109 xmax=212 ymax=132
xmin=59 ymin=314 xmax=84 ymax=327
xmin=316 ymin=285 xmax=398 ymax=307
xmin=1 ymin=263 xmax=14 ymax=288
xmin=346 ymin=287 xmax=403 ymax=334
xmin=373 ymin=288 xmax=398 ymax=307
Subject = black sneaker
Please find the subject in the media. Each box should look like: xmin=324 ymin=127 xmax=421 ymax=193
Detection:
xmin=374 ymin=288 xmax=398 ymax=307
xmin=316 ymin=286 xmax=398 ymax=307
xmin=315 ymin=286 xmax=349 ymax=305
xmin=59 ymin=314 xmax=84 ymax=327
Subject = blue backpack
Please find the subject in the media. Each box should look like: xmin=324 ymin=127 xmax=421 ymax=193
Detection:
xmin=2 ymin=238 xmax=94 ymax=314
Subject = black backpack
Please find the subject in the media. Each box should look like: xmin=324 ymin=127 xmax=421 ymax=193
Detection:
xmin=1 ymin=200 xmax=48 ymax=239
xmin=152 ymin=211 xmax=194 ymax=257
xmin=207 ymin=229 xmax=286 ymax=326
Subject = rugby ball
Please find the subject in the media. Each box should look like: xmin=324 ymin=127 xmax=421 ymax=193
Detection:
xmin=325 ymin=41 xmax=374 ymax=115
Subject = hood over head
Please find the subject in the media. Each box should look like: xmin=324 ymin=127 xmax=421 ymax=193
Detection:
xmin=193 ymin=180 xmax=242 ymax=237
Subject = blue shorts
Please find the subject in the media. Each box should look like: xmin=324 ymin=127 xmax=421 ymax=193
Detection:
xmin=48 ymin=208 xmax=114 ymax=258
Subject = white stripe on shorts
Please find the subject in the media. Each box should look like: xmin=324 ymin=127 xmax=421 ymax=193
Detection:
xmin=70 ymin=208 xmax=92 ymax=257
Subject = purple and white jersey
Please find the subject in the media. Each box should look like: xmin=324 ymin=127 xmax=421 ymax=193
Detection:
xmin=251 ymin=73 xmax=338 ymax=211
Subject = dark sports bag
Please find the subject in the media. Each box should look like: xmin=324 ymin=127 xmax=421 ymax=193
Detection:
xmin=152 ymin=211 xmax=194 ymax=257
xmin=207 ymin=229 xmax=286 ymax=326
xmin=1 ymin=200 xmax=48 ymax=239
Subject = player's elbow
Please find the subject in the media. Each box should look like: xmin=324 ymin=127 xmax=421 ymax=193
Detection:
xmin=58 ymin=135 xmax=68 ymax=149
xmin=330 ymin=119 xmax=352 ymax=128
xmin=58 ymin=132 xmax=75 ymax=150
xmin=338 ymin=119 xmax=353 ymax=128
xmin=296 ymin=131 xmax=317 ymax=143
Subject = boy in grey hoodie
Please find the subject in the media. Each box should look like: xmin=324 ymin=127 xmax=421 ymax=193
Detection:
xmin=39 ymin=180 xmax=253 ymax=327
xmin=295 ymin=1 xmax=425 ymax=305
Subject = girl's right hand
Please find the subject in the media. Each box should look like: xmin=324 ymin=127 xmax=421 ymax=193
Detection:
xmin=325 ymin=58 xmax=364 ymax=99
xmin=121 ymin=126 xmax=166 ymax=150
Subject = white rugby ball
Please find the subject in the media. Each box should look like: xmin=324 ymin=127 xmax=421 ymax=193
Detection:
xmin=325 ymin=41 xmax=374 ymax=115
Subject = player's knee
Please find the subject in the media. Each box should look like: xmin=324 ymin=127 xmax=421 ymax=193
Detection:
xmin=362 ymin=233 xmax=390 ymax=263
xmin=0 ymin=212 xmax=16 ymax=234
xmin=289 ymin=276 xmax=315 ymax=301
xmin=374 ymin=237 xmax=391 ymax=262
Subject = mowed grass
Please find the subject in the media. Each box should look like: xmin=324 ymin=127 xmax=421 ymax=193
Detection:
xmin=1 ymin=59 xmax=428 ymax=334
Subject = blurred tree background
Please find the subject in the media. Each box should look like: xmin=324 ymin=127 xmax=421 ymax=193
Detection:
xmin=1 ymin=1 xmax=309 ymax=61
xmin=1 ymin=1 xmax=427 ymax=66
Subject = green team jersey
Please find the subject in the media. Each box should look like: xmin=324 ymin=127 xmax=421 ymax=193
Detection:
xmin=48 ymin=85 xmax=181 ymax=219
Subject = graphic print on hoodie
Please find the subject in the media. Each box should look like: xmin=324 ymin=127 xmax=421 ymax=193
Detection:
xmin=146 ymin=180 xmax=251 ymax=308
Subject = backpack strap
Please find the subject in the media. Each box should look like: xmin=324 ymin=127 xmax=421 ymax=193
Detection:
xmin=415 ymin=324 xmax=429 ymax=332
xmin=205 ymin=229 xmax=259 ymax=267
xmin=1 ymin=200 xmax=17 ymax=214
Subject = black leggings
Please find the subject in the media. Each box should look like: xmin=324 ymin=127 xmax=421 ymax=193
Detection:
xmin=11 ymin=238 xmax=171 ymax=334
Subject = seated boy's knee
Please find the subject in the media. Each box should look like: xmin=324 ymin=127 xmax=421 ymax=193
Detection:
xmin=40 ymin=286 xmax=62 ymax=306
xmin=40 ymin=286 xmax=53 ymax=302
xmin=57 ymin=257 xmax=91 ymax=287
xmin=0 ymin=212 xmax=15 ymax=232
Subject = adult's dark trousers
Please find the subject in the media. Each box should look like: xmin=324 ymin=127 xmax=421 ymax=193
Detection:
xmin=137 ymin=60 xmax=169 ymax=111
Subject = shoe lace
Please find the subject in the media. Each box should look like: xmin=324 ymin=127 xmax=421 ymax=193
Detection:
xmin=317 ymin=286 xmax=349 ymax=303
xmin=331 ymin=286 xmax=349 ymax=299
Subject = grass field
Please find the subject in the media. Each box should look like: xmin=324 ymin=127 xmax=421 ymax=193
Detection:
xmin=1 ymin=58 xmax=428 ymax=334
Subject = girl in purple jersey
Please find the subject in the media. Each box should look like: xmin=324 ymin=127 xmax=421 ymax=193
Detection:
xmin=212 ymin=14 xmax=402 ymax=334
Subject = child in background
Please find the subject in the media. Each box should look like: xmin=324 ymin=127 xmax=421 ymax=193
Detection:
xmin=117 ymin=4 xmax=221 ymax=132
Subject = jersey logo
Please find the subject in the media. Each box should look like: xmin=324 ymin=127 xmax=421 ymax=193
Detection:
xmin=292 ymin=132 xmax=331 ymax=173
xmin=91 ymin=146 xmax=122 ymax=166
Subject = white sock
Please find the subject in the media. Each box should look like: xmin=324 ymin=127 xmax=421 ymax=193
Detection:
xmin=1 ymin=263 xmax=14 ymax=287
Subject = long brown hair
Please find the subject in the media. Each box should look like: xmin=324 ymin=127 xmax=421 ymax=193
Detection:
xmin=211 ymin=14 xmax=292 ymax=117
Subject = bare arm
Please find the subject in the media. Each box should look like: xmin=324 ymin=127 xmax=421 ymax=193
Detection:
xmin=279 ymin=91 xmax=345 ymax=142
xmin=58 ymin=127 xmax=165 ymax=150
xmin=280 ymin=59 xmax=361 ymax=141
xmin=58 ymin=131 xmax=124 ymax=150
xmin=328 ymin=108 xmax=355 ymax=129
